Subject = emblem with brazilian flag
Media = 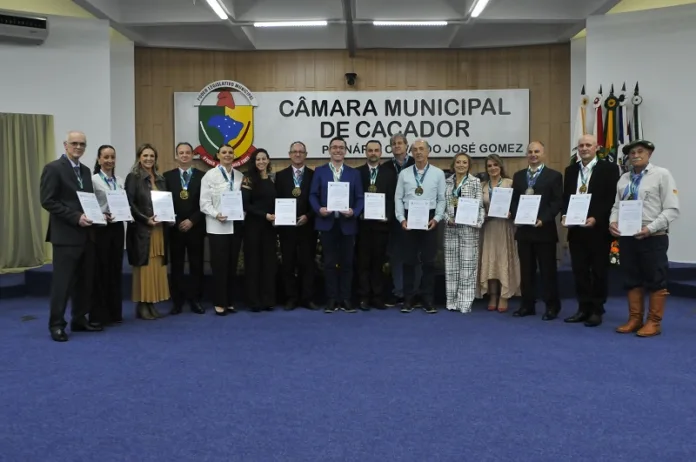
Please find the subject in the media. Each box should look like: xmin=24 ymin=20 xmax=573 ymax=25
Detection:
xmin=192 ymin=80 xmax=258 ymax=168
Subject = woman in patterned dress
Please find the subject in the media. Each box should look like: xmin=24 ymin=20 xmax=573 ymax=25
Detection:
xmin=478 ymin=154 xmax=521 ymax=312
xmin=443 ymin=153 xmax=485 ymax=313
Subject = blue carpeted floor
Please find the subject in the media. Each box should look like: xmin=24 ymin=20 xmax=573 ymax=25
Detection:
xmin=1 ymin=296 xmax=695 ymax=461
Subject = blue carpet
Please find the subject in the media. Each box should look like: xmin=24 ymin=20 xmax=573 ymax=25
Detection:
xmin=1 ymin=297 xmax=695 ymax=461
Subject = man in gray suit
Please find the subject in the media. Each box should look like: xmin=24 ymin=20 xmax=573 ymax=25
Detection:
xmin=40 ymin=131 xmax=104 ymax=342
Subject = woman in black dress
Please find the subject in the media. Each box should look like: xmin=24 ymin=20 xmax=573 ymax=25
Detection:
xmin=242 ymin=149 xmax=278 ymax=311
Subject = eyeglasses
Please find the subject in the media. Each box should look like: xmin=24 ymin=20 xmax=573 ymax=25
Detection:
xmin=289 ymin=150 xmax=306 ymax=154
xmin=68 ymin=142 xmax=87 ymax=148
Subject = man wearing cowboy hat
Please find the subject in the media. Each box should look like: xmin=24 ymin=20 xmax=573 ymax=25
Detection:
xmin=609 ymin=139 xmax=679 ymax=337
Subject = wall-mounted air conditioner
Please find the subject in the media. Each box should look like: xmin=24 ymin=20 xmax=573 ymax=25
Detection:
xmin=0 ymin=11 xmax=48 ymax=45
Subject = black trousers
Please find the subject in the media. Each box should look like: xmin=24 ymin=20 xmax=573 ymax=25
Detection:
xmin=356 ymin=223 xmax=390 ymax=301
xmin=244 ymin=220 xmax=278 ymax=308
xmin=320 ymin=224 xmax=355 ymax=301
xmin=517 ymin=240 xmax=561 ymax=311
xmin=568 ymin=230 xmax=610 ymax=312
xmin=619 ymin=235 xmax=669 ymax=292
xmin=208 ymin=232 xmax=242 ymax=308
xmin=403 ymin=214 xmax=439 ymax=303
xmin=278 ymin=225 xmax=316 ymax=303
xmin=92 ymin=223 xmax=124 ymax=323
xmin=169 ymin=227 xmax=205 ymax=306
xmin=49 ymin=240 xmax=96 ymax=330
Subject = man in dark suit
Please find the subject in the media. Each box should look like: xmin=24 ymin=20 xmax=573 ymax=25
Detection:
xmin=562 ymin=134 xmax=620 ymax=327
xmin=356 ymin=140 xmax=397 ymax=310
xmin=510 ymin=141 xmax=563 ymax=320
xmin=163 ymin=142 xmax=206 ymax=315
xmin=39 ymin=130 xmax=104 ymax=342
xmin=309 ymin=136 xmax=365 ymax=313
xmin=275 ymin=141 xmax=318 ymax=311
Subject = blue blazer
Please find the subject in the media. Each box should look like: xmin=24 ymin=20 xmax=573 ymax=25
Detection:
xmin=309 ymin=163 xmax=364 ymax=235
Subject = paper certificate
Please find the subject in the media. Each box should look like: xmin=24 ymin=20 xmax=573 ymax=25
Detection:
xmin=487 ymin=187 xmax=513 ymax=218
xmin=565 ymin=194 xmax=591 ymax=226
xmin=454 ymin=198 xmax=479 ymax=226
xmin=150 ymin=191 xmax=176 ymax=222
xmin=514 ymin=195 xmax=541 ymax=225
xmin=77 ymin=191 xmax=106 ymax=225
xmin=327 ymin=182 xmax=350 ymax=212
xmin=105 ymin=190 xmax=133 ymax=222
xmin=274 ymin=198 xmax=297 ymax=226
xmin=219 ymin=190 xmax=244 ymax=221
xmin=618 ymin=200 xmax=643 ymax=236
xmin=364 ymin=192 xmax=386 ymax=220
xmin=407 ymin=200 xmax=430 ymax=230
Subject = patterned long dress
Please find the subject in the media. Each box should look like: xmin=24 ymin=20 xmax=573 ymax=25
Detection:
xmin=443 ymin=174 xmax=485 ymax=313
xmin=478 ymin=178 xmax=521 ymax=300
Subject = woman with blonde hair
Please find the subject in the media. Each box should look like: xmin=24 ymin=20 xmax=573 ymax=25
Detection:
xmin=124 ymin=143 xmax=171 ymax=320
xmin=479 ymin=154 xmax=521 ymax=311
xmin=443 ymin=152 xmax=485 ymax=313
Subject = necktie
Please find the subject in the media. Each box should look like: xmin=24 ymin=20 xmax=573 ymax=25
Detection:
xmin=295 ymin=169 xmax=301 ymax=179
xmin=183 ymin=171 xmax=190 ymax=182
xmin=74 ymin=166 xmax=81 ymax=178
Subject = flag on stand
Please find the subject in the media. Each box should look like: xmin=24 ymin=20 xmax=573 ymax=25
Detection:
xmin=617 ymin=83 xmax=630 ymax=173
xmin=569 ymin=86 xmax=588 ymax=164
xmin=603 ymin=85 xmax=620 ymax=164
xmin=592 ymin=86 xmax=605 ymax=158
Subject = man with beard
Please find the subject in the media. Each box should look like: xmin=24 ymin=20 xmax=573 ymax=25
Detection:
xmin=355 ymin=140 xmax=397 ymax=310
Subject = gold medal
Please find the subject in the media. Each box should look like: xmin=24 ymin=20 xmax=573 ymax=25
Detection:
xmin=525 ymin=188 xmax=534 ymax=195
xmin=291 ymin=187 xmax=301 ymax=197
xmin=451 ymin=197 xmax=459 ymax=208
xmin=180 ymin=190 xmax=189 ymax=200
xmin=579 ymin=184 xmax=588 ymax=194
xmin=415 ymin=186 xmax=424 ymax=196
xmin=368 ymin=184 xmax=377 ymax=193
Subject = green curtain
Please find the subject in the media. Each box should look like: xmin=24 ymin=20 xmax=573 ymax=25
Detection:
xmin=0 ymin=113 xmax=56 ymax=273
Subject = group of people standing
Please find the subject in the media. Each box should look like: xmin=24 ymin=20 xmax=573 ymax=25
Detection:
xmin=39 ymin=130 xmax=678 ymax=343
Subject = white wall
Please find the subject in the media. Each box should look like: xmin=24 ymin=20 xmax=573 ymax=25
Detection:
xmin=569 ymin=37 xmax=587 ymax=150
xmin=585 ymin=3 xmax=696 ymax=262
xmin=0 ymin=14 xmax=135 ymax=180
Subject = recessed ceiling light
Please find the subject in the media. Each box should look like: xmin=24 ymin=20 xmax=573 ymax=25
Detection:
xmin=205 ymin=0 xmax=228 ymax=20
xmin=253 ymin=21 xmax=328 ymax=27
xmin=471 ymin=0 xmax=491 ymax=18
xmin=373 ymin=21 xmax=448 ymax=26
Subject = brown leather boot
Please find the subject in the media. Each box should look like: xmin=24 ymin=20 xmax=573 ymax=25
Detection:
xmin=636 ymin=289 xmax=668 ymax=337
xmin=616 ymin=287 xmax=645 ymax=333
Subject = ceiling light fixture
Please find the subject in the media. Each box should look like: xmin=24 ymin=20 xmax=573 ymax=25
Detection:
xmin=253 ymin=21 xmax=328 ymax=27
xmin=470 ymin=0 xmax=491 ymax=18
xmin=373 ymin=21 xmax=448 ymax=26
xmin=205 ymin=0 xmax=228 ymax=20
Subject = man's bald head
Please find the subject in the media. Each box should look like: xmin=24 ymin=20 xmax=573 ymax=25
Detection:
xmin=577 ymin=134 xmax=599 ymax=164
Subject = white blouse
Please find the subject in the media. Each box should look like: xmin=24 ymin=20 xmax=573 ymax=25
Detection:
xmin=200 ymin=165 xmax=244 ymax=234
xmin=92 ymin=172 xmax=124 ymax=214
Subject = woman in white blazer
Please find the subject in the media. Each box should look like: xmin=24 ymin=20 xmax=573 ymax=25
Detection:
xmin=92 ymin=144 xmax=125 ymax=324
xmin=200 ymin=144 xmax=245 ymax=316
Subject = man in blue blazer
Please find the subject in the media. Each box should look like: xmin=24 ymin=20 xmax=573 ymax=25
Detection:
xmin=310 ymin=136 xmax=364 ymax=313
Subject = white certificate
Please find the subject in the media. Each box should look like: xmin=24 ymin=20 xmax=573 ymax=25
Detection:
xmin=77 ymin=191 xmax=106 ymax=224
xmin=565 ymin=194 xmax=592 ymax=226
xmin=514 ymin=195 xmax=541 ymax=226
xmin=105 ymin=190 xmax=133 ymax=222
xmin=274 ymin=198 xmax=297 ymax=226
xmin=618 ymin=200 xmax=643 ymax=236
xmin=327 ymin=181 xmax=350 ymax=212
xmin=407 ymin=200 xmax=429 ymax=230
xmin=150 ymin=191 xmax=176 ymax=222
xmin=454 ymin=197 xmax=479 ymax=226
xmin=487 ymin=187 xmax=513 ymax=218
xmin=364 ymin=192 xmax=386 ymax=220
xmin=219 ymin=190 xmax=244 ymax=221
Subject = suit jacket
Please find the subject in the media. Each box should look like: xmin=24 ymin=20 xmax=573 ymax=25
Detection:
xmin=357 ymin=163 xmax=397 ymax=231
xmin=562 ymin=159 xmax=620 ymax=240
xmin=309 ymin=163 xmax=364 ymax=235
xmin=163 ymin=167 xmax=205 ymax=233
xmin=275 ymin=165 xmax=315 ymax=225
xmin=40 ymin=156 xmax=95 ymax=246
xmin=511 ymin=166 xmax=563 ymax=243
xmin=124 ymin=170 xmax=169 ymax=266
xmin=380 ymin=156 xmax=415 ymax=177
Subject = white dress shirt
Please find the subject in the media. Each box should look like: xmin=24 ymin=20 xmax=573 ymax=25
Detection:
xmin=200 ymin=165 xmax=244 ymax=234
xmin=92 ymin=172 xmax=124 ymax=213
xmin=575 ymin=157 xmax=597 ymax=194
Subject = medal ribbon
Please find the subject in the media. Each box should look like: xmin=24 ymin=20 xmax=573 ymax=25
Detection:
xmin=219 ymin=166 xmax=234 ymax=190
xmin=622 ymin=170 xmax=645 ymax=200
xmin=488 ymin=177 xmax=502 ymax=200
xmin=579 ymin=160 xmax=595 ymax=191
xmin=180 ymin=169 xmax=192 ymax=191
xmin=293 ymin=168 xmax=303 ymax=188
xmin=369 ymin=166 xmax=378 ymax=185
xmin=413 ymin=164 xmax=430 ymax=190
xmin=526 ymin=164 xmax=544 ymax=190
xmin=393 ymin=155 xmax=409 ymax=174
xmin=453 ymin=175 xmax=468 ymax=198
xmin=99 ymin=171 xmax=117 ymax=190
xmin=329 ymin=163 xmax=343 ymax=182
xmin=65 ymin=154 xmax=83 ymax=189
